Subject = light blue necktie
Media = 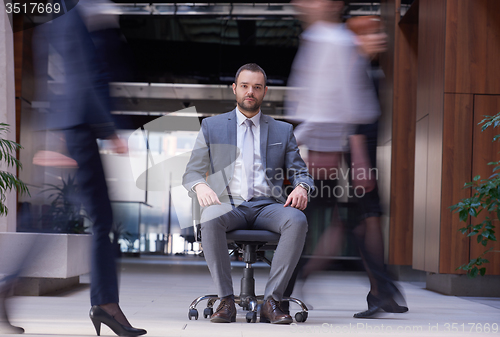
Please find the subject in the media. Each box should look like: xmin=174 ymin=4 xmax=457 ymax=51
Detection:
xmin=242 ymin=119 xmax=255 ymax=201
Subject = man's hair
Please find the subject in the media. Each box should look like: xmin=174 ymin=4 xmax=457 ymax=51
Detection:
xmin=235 ymin=63 xmax=268 ymax=86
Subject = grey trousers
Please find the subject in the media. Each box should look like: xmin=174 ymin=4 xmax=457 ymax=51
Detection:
xmin=200 ymin=197 xmax=308 ymax=301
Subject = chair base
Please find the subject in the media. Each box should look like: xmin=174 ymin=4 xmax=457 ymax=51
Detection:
xmin=188 ymin=294 xmax=309 ymax=323
xmin=186 ymin=224 xmax=308 ymax=323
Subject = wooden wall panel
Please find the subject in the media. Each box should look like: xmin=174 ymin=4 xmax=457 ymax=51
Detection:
xmin=378 ymin=0 xmax=397 ymax=266
xmin=378 ymin=140 xmax=392 ymax=264
xmin=388 ymin=21 xmax=418 ymax=266
xmin=13 ymin=17 xmax=23 ymax=99
xmin=471 ymin=95 xmax=500 ymax=275
xmin=416 ymin=0 xmax=446 ymax=122
xmin=439 ymin=94 xmax=472 ymax=274
xmin=445 ymin=0 xmax=500 ymax=95
xmin=378 ymin=0 xmax=398 ymax=146
xmin=13 ymin=15 xmax=24 ymax=144
xmin=414 ymin=0 xmax=447 ymax=272
xmin=424 ymin=110 xmax=443 ymax=272
xmin=412 ymin=116 xmax=428 ymax=270
xmin=21 ymin=25 xmax=34 ymax=104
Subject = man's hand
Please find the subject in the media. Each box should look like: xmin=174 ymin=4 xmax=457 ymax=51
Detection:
xmin=108 ymin=134 xmax=128 ymax=154
xmin=349 ymin=135 xmax=376 ymax=193
xmin=284 ymin=185 xmax=308 ymax=211
xmin=356 ymin=32 xmax=387 ymax=59
xmin=195 ymin=183 xmax=221 ymax=208
xmin=351 ymin=161 xmax=376 ymax=193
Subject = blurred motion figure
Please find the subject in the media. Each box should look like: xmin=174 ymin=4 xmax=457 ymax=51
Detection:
xmin=345 ymin=14 xmax=408 ymax=318
xmin=285 ymin=0 xmax=408 ymax=318
xmin=33 ymin=1 xmax=146 ymax=335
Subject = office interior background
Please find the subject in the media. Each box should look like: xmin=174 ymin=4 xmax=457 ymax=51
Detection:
xmin=1 ymin=0 xmax=500 ymax=296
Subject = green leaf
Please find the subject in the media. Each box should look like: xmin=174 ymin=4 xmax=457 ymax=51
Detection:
xmin=459 ymin=210 xmax=469 ymax=222
xmin=467 ymin=230 xmax=479 ymax=237
xmin=0 ymin=124 xmax=30 ymax=216
xmin=480 ymin=268 xmax=486 ymax=276
xmin=479 ymin=115 xmax=492 ymax=124
xmin=469 ymin=208 xmax=478 ymax=217
xmin=473 ymin=175 xmax=481 ymax=181
xmin=469 ymin=267 xmax=479 ymax=278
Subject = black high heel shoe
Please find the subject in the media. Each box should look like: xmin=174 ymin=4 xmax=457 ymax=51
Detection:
xmin=367 ymin=293 xmax=408 ymax=313
xmin=354 ymin=293 xmax=408 ymax=318
xmin=89 ymin=306 xmax=146 ymax=337
xmin=0 ymin=321 xmax=24 ymax=334
xmin=0 ymin=282 xmax=24 ymax=334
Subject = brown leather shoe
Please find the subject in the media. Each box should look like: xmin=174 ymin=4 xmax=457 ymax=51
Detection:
xmin=260 ymin=298 xmax=293 ymax=324
xmin=210 ymin=297 xmax=236 ymax=323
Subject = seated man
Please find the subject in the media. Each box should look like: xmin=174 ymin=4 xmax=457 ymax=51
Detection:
xmin=183 ymin=63 xmax=313 ymax=324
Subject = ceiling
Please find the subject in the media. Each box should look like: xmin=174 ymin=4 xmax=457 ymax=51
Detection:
xmin=88 ymin=2 xmax=382 ymax=124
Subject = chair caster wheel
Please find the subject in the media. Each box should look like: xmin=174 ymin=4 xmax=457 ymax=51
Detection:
xmin=188 ymin=309 xmax=199 ymax=320
xmin=203 ymin=307 xmax=213 ymax=319
xmin=246 ymin=311 xmax=257 ymax=323
xmin=295 ymin=311 xmax=308 ymax=322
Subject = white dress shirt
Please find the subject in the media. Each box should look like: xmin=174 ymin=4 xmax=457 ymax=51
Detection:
xmin=287 ymin=21 xmax=380 ymax=152
xmin=226 ymin=108 xmax=271 ymax=200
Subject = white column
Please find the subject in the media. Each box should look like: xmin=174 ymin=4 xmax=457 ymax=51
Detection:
xmin=0 ymin=7 xmax=18 ymax=232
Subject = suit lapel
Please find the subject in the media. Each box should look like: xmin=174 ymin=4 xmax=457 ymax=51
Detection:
xmin=260 ymin=113 xmax=269 ymax=170
xmin=227 ymin=109 xmax=237 ymax=165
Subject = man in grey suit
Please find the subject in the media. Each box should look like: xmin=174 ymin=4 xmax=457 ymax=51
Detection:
xmin=183 ymin=63 xmax=313 ymax=324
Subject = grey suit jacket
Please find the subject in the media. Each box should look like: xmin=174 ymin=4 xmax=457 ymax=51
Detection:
xmin=182 ymin=109 xmax=314 ymax=203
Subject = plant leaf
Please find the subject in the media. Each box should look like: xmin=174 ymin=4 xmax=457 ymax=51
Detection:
xmin=469 ymin=267 xmax=479 ymax=278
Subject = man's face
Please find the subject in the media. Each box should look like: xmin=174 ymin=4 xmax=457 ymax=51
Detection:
xmin=232 ymin=70 xmax=268 ymax=115
xmin=347 ymin=17 xmax=387 ymax=58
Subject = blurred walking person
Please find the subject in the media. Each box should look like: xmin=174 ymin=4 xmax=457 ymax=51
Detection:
xmin=346 ymin=14 xmax=408 ymax=319
xmin=34 ymin=1 xmax=146 ymax=335
xmin=285 ymin=0 xmax=407 ymax=318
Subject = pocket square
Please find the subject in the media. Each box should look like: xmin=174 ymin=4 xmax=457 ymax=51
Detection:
xmin=269 ymin=142 xmax=282 ymax=146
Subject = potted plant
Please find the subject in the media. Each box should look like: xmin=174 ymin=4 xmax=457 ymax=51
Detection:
xmin=0 ymin=124 xmax=91 ymax=294
xmin=0 ymin=123 xmax=29 ymax=216
xmin=110 ymin=221 xmax=134 ymax=257
xmin=40 ymin=175 xmax=88 ymax=234
xmin=451 ymin=113 xmax=500 ymax=277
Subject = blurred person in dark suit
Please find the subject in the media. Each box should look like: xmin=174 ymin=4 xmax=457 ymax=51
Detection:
xmin=33 ymin=1 xmax=146 ymax=335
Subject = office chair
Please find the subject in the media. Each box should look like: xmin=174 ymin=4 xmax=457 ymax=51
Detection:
xmin=187 ymin=198 xmax=309 ymax=323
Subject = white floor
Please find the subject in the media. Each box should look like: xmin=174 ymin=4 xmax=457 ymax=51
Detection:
xmin=6 ymin=256 xmax=500 ymax=337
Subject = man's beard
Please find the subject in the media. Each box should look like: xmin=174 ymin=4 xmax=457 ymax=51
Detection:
xmin=238 ymin=96 xmax=261 ymax=112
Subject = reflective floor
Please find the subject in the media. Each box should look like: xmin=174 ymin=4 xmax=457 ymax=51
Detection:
xmin=7 ymin=256 xmax=500 ymax=337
